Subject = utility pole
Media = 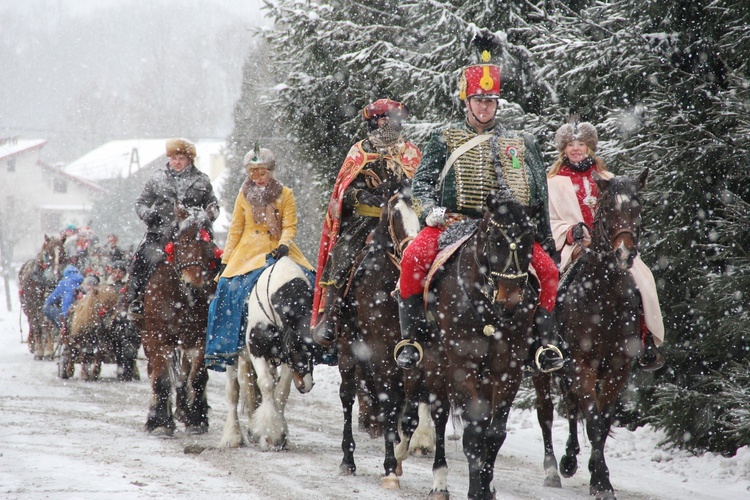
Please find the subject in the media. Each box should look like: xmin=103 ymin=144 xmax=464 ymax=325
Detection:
xmin=0 ymin=213 xmax=12 ymax=311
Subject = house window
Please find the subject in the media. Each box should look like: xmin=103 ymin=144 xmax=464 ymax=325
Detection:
xmin=53 ymin=178 xmax=67 ymax=193
xmin=7 ymin=158 xmax=15 ymax=172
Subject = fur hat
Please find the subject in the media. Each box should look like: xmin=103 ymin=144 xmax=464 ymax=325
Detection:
xmin=243 ymin=145 xmax=275 ymax=171
xmin=362 ymin=99 xmax=409 ymax=121
xmin=166 ymin=138 xmax=197 ymax=160
xmin=554 ymin=119 xmax=598 ymax=153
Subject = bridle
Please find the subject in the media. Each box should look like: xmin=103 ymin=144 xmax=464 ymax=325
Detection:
xmin=591 ymin=191 xmax=641 ymax=259
xmin=173 ymin=225 xmax=214 ymax=276
xmin=476 ymin=217 xmax=532 ymax=303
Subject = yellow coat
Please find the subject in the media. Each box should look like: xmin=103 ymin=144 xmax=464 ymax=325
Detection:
xmin=221 ymin=185 xmax=313 ymax=278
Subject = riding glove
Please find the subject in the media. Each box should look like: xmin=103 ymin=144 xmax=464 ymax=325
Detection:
xmin=143 ymin=209 xmax=160 ymax=226
xmin=356 ymin=190 xmax=384 ymax=207
xmin=271 ymin=244 xmax=289 ymax=259
xmin=425 ymin=206 xmax=447 ymax=227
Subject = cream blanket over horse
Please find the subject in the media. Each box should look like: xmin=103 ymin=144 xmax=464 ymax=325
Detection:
xmin=548 ymin=173 xmax=664 ymax=344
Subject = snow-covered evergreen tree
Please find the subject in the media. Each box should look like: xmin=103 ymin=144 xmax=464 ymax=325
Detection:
xmin=242 ymin=0 xmax=750 ymax=454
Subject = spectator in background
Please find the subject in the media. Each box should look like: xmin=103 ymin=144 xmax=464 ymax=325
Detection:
xmin=43 ymin=265 xmax=84 ymax=329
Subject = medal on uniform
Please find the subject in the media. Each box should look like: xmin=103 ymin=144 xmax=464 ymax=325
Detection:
xmin=505 ymin=145 xmax=521 ymax=169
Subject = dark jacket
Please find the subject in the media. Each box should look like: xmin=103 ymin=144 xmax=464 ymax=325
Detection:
xmin=44 ymin=265 xmax=84 ymax=317
xmin=135 ymin=163 xmax=219 ymax=237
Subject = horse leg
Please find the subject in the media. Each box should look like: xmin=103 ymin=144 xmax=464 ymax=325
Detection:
xmin=220 ymin=362 xmax=244 ymax=448
xmin=238 ymin=354 xmax=259 ymax=432
xmin=183 ymin=347 xmax=209 ymax=434
xmin=479 ymin=402 xmax=514 ymax=500
xmin=560 ymin=389 xmax=581 ymax=478
xmin=582 ymin=395 xmax=616 ymax=499
xmin=249 ymin=355 xmax=287 ymax=450
xmin=533 ymin=372 xmax=561 ymax=487
xmin=42 ymin=324 xmax=56 ymax=360
xmin=380 ymin=372 xmax=405 ymax=489
xmin=144 ymin=344 xmax=176 ymax=436
xmin=409 ymin=391 xmax=436 ymax=457
xmin=338 ymin=345 xmax=358 ymax=475
xmin=427 ymin=382 xmax=451 ymax=500
xmin=275 ymin=363 xmax=293 ymax=413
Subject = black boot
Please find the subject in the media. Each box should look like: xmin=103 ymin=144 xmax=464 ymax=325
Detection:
xmin=528 ymin=308 xmax=565 ymax=373
xmin=639 ymin=332 xmax=665 ymax=372
xmin=126 ymin=247 xmax=147 ymax=320
xmin=312 ymin=288 xmax=340 ymax=347
xmin=394 ymin=294 xmax=427 ymax=370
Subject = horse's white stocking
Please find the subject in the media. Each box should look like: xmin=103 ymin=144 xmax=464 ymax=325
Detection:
xmin=250 ymin=355 xmax=288 ymax=450
xmin=275 ymin=365 xmax=293 ymax=412
xmin=220 ymin=362 xmax=243 ymax=448
xmin=409 ymin=402 xmax=436 ymax=456
xmin=237 ymin=354 xmax=257 ymax=430
xmin=430 ymin=466 xmax=449 ymax=498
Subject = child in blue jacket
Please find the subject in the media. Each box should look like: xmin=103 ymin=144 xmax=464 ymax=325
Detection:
xmin=43 ymin=265 xmax=84 ymax=327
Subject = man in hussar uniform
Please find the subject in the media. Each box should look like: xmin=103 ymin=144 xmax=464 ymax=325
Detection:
xmin=126 ymin=138 xmax=219 ymax=319
xmin=394 ymin=40 xmax=565 ymax=372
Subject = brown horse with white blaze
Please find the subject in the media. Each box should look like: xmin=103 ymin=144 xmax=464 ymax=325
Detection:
xmin=533 ymin=170 xmax=649 ymax=500
xmin=18 ymin=235 xmax=68 ymax=360
xmin=138 ymin=202 xmax=220 ymax=436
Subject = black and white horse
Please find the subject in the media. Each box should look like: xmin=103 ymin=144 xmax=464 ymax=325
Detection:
xmin=220 ymin=256 xmax=315 ymax=450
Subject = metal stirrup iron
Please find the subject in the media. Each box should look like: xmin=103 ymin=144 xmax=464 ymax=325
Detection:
xmin=535 ymin=344 xmax=564 ymax=373
xmin=394 ymin=339 xmax=424 ymax=364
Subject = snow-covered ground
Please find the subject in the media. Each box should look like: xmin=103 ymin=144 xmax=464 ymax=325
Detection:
xmin=1 ymin=277 xmax=749 ymax=499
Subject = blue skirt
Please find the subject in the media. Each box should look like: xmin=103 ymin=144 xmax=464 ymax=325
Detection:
xmin=204 ymin=256 xmax=315 ymax=372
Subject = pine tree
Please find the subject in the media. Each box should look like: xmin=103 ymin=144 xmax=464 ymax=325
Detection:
xmin=242 ymin=0 xmax=750 ymax=454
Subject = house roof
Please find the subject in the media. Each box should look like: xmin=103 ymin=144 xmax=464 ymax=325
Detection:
xmin=64 ymin=139 xmax=226 ymax=181
xmin=0 ymin=138 xmax=47 ymax=161
xmin=39 ymin=162 xmax=111 ymax=194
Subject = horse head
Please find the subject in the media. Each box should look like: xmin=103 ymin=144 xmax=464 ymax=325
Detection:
xmin=476 ymin=192 xmax=537 ymax=316
xmin=172 ymin=201 xmax=220 ymax=289
xmin=592 ymin=169 xmax=647 ymax=270
xmin=38 ymin=234 xmax=68 ymax=283
xmin=377 ymin=178 xmax=421 ymax=263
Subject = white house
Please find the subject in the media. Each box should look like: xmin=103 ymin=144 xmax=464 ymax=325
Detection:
xmin=0 ymin=137 xmax=110 ymax=261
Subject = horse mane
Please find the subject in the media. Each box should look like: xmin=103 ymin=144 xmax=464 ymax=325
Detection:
xmin=70 ymin=285 xmax=119 ymax=337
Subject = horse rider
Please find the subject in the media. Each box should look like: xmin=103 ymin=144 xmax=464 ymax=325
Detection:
xmin=547 ymin=119 xmax=665 ymax=371
xmin=393 ymin=50 xmax=565 ymax=372
xmin=311 ymin=99 xmax=422 ymax=346
xmin=204 ymin=146 xmax=314 ymax=371
xmin=126 ymin=138 xmax=219 ymax=319
xmin=43 ymin=264 xmax=84 ymax=331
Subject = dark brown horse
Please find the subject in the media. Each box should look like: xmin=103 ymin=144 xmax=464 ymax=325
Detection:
xmin=337 ymin=180 xmax=434 ymax=487
xmin=138 ymin=202 xmax=219 ymax=436
xmin=400 ymin=192 xmax=540 ymax=500
xmin=18 ymin=235 xmax=68 ymax=360
xmin=533 ymin=170 xmax=649 ymax=500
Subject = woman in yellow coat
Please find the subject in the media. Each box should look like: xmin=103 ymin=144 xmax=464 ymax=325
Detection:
xmin=205 ymin=147 xmax=313 ymax=371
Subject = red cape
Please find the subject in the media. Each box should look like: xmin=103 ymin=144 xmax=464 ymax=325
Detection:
xmin=311 ymin=139 xmax=421 ymax=327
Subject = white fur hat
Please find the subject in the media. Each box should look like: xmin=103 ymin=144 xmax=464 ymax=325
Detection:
xmin=554 ymin=120 xmax=598 ymax=153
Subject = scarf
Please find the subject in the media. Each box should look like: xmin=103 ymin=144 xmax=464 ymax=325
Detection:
xmin=562 ymin=155 xmax=596 ymax=173
xmin=241 ymin=177 xmax=283 ymax=239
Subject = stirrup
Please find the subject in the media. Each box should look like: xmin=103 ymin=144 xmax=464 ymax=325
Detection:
xmin=394 ymin=339 xmax=424 ymax=364
xmin=535 ymin=344 xmax=564 ymax=373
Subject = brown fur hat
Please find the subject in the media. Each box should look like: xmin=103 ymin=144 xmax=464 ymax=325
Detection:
xmin=554 ymin=120 xmax=598 ymax=153
xmin=165 ymin=138 xmax=197 ymax=160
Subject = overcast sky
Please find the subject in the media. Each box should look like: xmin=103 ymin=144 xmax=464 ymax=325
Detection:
xmin=0 ymin=0 xmax=267 ymax=162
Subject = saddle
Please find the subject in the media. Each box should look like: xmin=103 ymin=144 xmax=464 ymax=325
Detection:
xmin=423 ymin=220 xmax=479 ymax=301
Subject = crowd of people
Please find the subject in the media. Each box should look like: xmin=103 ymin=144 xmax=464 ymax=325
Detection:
xmin=33 ymin=39 xmax=665 ymax=381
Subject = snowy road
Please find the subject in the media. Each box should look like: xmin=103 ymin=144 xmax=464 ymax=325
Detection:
xmin=1 ymin=281 xmax=749 ymax=499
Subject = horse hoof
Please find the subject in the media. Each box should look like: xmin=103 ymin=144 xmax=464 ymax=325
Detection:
xmin=543 ymin=473 xmax=562 ymax=488
xmin=338 ymin=464 xmax=356 ymax=476
xmin=34 ymin=355 xmax=43 ymax=361
xmin=427 ymin=489 xmax=450 ymax=500
xmin=149 ymin=427 xmax=175 ymax=438
xmin=592 ymin=488 xmax=617 ymax=500
xmin=186 ymin=425 xmax=208 ymax=435
xmin=559 ymin=455 xmax=578 ymax=478
xmin=381 ymin=473 xmax=400 ymax=490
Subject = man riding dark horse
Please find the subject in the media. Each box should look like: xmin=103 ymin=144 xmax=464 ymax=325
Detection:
xmin=311 ymin=99 xmax=422 ymax=345
xmin=127 ymin=138 xmax=219 ymax=319
xmin=394 ymin=44 xmax=565 ymax=373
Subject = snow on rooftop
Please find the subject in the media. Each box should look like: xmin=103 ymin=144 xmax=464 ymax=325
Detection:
xmin=64 ymin=139 xmax=226 ymax=181
xmin=0 ymin=138 xmax=46 ymax=160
